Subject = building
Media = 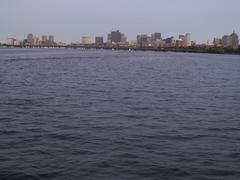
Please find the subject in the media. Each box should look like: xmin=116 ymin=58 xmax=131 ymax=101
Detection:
xmin=42 ymin=35 xmax=48 ymax=45
xmin=95 ymin=36 xmax=104 ymax=45
xmin=165 ymin=37 xmax=175 ymax=47
xmin=40 ymin=35 xmax=55 ymax=46
xmin=179 ymin=35 xmax=185 ymax=41
xmin=191 ymin=41 xmax=197 ymax=47
xmin=130 ymin=40 xmax=137 ymax=46
xmin=49 ymin=35 xmax=55 ymax=44
xmin=213 ymin=38 xmax=222 ymax=47
xmin=176 ymin=39 xmax=185 ymax=48
xmin=121 ymin=33 xmax=127 ymax=44
xmin=222 ymin=31 xmax=239 ymax=48
xmin=13 ymin=40 xmax=21 ymax=46
xmin=154 ymin=39 xmax=165 ymax=48
xmin=151 ymin=33 xmax=162 ymax=47
xmin=27 ymin=33 xmax=33 ymax=43
xmin=107 ymin=34 xmax=111 ymax=43
xmin=108 ymin=30 xmax=122 ymax=44
xmin=82 ymin=36 xmax=92 ymax=44
xmin=184 ymin=33 xmax=191 ymax=47
xmin=137 ymin=34 xmax=149 ymax=48
xmin=151 ymin=33 xmax=162 ymax=42
xmin=6 ymin=38 xmax=16 ymax=46
xmin=32 ymin=37 xmax=40 ymax=46
xmin=222 ymin=35 xmax=232 ymax=47
xmin=107 ymin=30 xmax=127 ymax=45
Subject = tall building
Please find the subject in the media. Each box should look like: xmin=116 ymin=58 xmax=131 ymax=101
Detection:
xmin=165 ymin=37 xmax=175 ymax=47
xmin=137 ymin=34 xmax=149 ymax=48
xmin=42 ymin=35 xmax=48 ymax=43
xmin=151 ymin=33 xmax=162 ymax=47
xmin=184 ymin=33 xmax=191 ymax=47
xmin=151 ymin=33 xmax=162 ymax=42
xmin=49 ymin=35 xmax=54 ymax=44
xmin=107 ymin=30 xmax=127 ymax=45
xmin=109 ymin=30 xmax=122 ymax=44
xmin=82 ymin=36 xmax=92 ymax=44
xmin=27 ymin=33 xmax=33 ymax=42
xmin=95 ymin=36 xmax=104 ymax=45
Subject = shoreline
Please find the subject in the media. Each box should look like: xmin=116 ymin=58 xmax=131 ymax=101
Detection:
xmin=0 ymin=45 xmax=240 ymax=55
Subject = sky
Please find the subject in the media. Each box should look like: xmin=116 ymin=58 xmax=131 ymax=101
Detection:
xmin=0 ymin=0 xmax=239 ymax=43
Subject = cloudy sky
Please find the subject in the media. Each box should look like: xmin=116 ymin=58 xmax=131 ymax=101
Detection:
xmin=0 ymin=0 xmax=239 ymax=43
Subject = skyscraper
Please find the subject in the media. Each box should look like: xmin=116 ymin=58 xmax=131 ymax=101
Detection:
xmin=184 ymin=33 xmax=191 ymax=47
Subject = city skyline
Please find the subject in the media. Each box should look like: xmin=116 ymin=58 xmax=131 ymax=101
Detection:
xmin=1 ymin=30 xmax=239 ymax=45
xmin=1 ymin=0 xmax=240 ymax=43
xmin=2 ymin=30 xmax=239 ymax=50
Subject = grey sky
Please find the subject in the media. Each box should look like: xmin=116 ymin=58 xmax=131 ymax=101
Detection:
xmin=1 ymin=0 xmax=239 ymax=43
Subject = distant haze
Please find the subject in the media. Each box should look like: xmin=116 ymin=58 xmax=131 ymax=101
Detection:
xmin=1 ymin=0 xmax=239 ymax=43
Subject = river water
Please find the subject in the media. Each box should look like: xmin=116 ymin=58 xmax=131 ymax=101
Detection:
xmin=0 ymin=48 xmax=240 ymax=180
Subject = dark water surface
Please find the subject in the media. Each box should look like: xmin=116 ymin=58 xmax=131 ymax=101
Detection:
xmin=0 ymin=48 xmax=240 ymax=180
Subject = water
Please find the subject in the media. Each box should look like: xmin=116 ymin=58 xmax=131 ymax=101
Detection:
xmin=0 ymin=48 xmax=240 ymax=180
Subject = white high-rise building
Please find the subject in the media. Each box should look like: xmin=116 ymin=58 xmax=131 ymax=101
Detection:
xmin=184 ymin=33 xmax=191 ymax=47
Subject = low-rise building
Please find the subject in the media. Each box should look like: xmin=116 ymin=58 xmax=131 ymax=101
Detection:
xmin=176 ymin=39 xmax=185 ymax=48
xmin=82 ymin=36 xmax=92 ymax=45
xmin=213 ymin=38 xmax=222 ymax=47
xmin=164 ymin=37 xmax=175 ymax=47
xmin=95 ymin=36 xmax=104 ymax=45
xmin=6 ymin=38 xmax=16 ymax=46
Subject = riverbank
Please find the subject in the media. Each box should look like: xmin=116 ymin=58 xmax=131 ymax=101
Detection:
xmin=0 ymin=45 xmax=240 ymax=55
